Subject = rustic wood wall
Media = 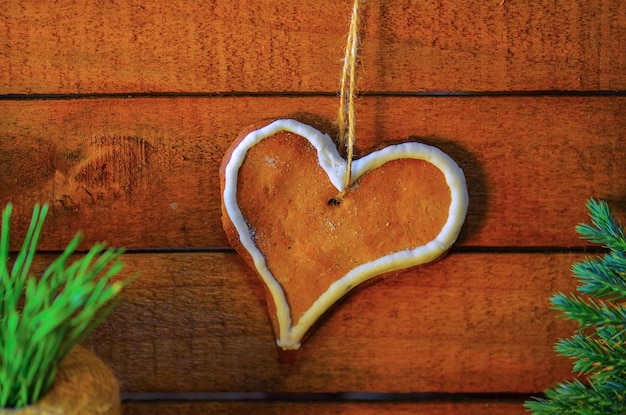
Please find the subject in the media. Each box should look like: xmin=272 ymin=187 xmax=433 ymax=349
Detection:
xmin=1 ymin=1 xmax=625 ymax=414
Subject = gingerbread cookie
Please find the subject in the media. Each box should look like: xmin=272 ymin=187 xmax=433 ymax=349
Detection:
xmin=220 ymin=119 xmax=468 ymax=349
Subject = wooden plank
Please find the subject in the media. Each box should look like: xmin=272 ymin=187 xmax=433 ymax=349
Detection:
xmin=1 ymin=96 xmax=624 ymax=250
xmin=76 ymin=251 xmax=582 ymax=393
xmin=121 ymin=400 xmax=529 ymax=415
xmin=1 ymin=0 xmax=624 ymax=94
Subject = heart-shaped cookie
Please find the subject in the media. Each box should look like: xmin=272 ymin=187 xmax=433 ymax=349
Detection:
xmin=220 ymin=119 xmax=468 ymax=350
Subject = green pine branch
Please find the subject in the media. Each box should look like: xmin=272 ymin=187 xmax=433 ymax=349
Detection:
xmin=551 ymin=293 xmax=626 ymax=332
xmin=576 ymin=200 xmax=626 ymax=253
xmin=526 ymin=199 xmax=626 ymax=414
xmin=573 ymin=256 xmax=626 ymax=301
xmin=528 ymin=379 xmax=626 ymax=414
xmin=0 ymin=203 xmax=137 ymax=409
xmin=555 ymin=333 xmax=626 ymax=379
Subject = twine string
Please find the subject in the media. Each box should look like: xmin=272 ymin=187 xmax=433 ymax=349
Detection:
xmin=336 ymin=0 xmax=360 ymax=198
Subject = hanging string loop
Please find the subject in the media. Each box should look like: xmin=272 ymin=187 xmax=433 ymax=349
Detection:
xmin=332 ymin=0 xmax=361 ymax=204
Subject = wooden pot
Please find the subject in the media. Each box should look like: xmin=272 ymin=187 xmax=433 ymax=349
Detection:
xmin=0 ymin=346 xmax=120 ymax=415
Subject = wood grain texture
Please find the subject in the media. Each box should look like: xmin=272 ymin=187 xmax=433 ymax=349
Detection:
xmin=1 ymin=0 xmax=624 ymax=94
xmin=2 ymin=1 xmax=623 ymax=411
xmin=73 ymin=251 xmax=581 ymax=394
xmin=1 ymin=96 xmax=624 ymax=250
xmin=121 ymin=400 xmax=529 ymax=415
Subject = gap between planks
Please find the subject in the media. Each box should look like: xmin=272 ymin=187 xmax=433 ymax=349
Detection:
xmin=17 ymin=246 xmax=606 ymax=256
xmin=121 ymin=391 xmax=533 ymax=403
xmin=1 ymin=90 xmax=625 ymax=101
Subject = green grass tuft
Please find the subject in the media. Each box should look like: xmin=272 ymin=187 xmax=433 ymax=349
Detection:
xmin=0 ymin=203 xmax=136 ymax=408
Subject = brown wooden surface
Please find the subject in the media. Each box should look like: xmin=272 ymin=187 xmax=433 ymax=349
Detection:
xmin=122 ymin=400 xmax=529 ymax=415
xmin=73 ymin=252 xmax=579 ymax=394
xmin=2 ymin=0 xmax=624 ymax=414
xmin=1 ymin=0 xmax=625 ymax=94
xmin=1 ymin=96 xmax=624 ymax=250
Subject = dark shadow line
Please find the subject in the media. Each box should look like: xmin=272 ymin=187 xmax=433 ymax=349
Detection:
xmin=24 ymin=245 xmax=604 ymax=255
xmin=119 ymin=245 xmax=606 ymax=255
xmin=453 ymin=245 xmax=606 ymax=255
xmin=0 ymin=90 xmax=624 ymax=101
xmin=121 ymin=391 xmax=533 ymax=403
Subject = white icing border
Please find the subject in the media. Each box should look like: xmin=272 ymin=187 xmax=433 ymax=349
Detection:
xmin=223 ymin=119 xmax=468 ymax=349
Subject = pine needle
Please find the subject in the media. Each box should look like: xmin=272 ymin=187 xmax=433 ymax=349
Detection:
xmin=0 ymin=203 xmax=136 ymax=408
xmin=526 ymin=199 xmax=626 ymax=414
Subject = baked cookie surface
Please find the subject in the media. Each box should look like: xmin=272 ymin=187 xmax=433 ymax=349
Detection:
xmin=221 ymin=119 xmax=468 ymax=349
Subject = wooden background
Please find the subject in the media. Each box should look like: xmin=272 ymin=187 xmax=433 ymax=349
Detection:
xmin=1 ymin=1 xmax=625 ymax=413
